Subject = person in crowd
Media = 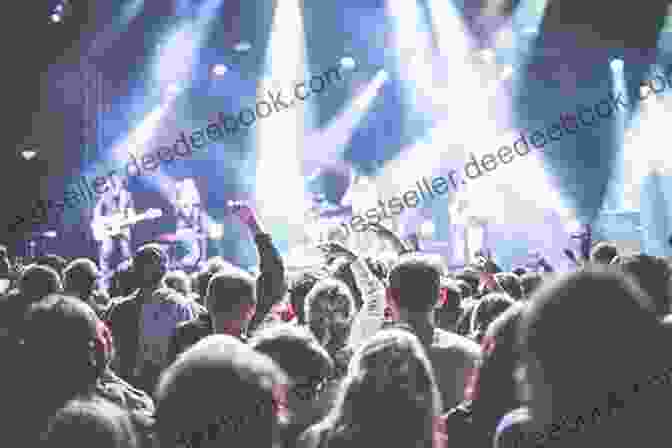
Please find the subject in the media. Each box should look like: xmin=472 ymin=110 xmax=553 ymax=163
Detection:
xmin=468 ymin=292 xmax=515 ymax=343
xmin=229 ymin=202 xmax=287 ymax=333
xmin=434 ymin=279 xmax=463 ymax=333
xmin=169 ymin=265 xmax=257 ymax=363
xmin=614 ymin=253 xmax=671 ymax=318
xmin=62 ymin=258 xmax=104 ymax=316
xmin=107 ymin=244 xmax=194 ymax=392
xmin=387 ymin=254 xmax=482 ymax=411
xmin=496 ymin=267 xmax=671 ymax=448
xmin=298 ymin=328 xmax=445 ymax=448
xmin=154 ymin=334 xmax=289 ymax=448
xmin=39 ymin=396 xmax=140 ymax=448
xmin=456 ymin=302 xmax=526 ymax=448
xmin=18 ymin=263 xmax=62 ymax=304
xmin=303 ymin=278 xmax=356 ymax=369
xmin=250 ymin=324 xmax=335 ymax=448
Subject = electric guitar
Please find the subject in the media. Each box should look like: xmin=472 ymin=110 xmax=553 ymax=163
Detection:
xmin=92 ymin=208 xmax=163 ymax=242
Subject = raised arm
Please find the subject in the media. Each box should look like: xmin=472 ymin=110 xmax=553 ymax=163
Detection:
xmin=366 ymin=222 xmax=411 ymax=255
xmin=229 ymin=202 xmax=286 ymax=331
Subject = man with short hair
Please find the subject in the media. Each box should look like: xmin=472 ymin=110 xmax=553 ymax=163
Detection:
xmin=62 ymin=258 xmax=105 ymax=317
xmin=250 ymin=324 xmax=334 ymax=447
xmin=155 ymin=335 xmax=288 ymax=448
xmin=387 ymin=254 xmax=482 ymax=411
xmin=168 ymin=266 xmax=257 ymax=363
xmin=107 ymin=244 xmax=194 ymax=391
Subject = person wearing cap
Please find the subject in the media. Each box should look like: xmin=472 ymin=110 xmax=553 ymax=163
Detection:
xmin=107 ymin=243 xmax=194 ymax=392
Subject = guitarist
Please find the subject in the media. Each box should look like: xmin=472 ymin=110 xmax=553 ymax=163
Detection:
xmin=173 ymin=178 xmax=206 ymax=271
xmin=92 ymin=173 xmax=135 ymax=288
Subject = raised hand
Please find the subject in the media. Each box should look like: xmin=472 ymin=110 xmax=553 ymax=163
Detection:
xmin=228 ymin=200 xmax=262 ymax=234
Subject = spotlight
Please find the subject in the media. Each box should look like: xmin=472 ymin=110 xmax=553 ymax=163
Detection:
xmin=55 ymin=4 xmax=64 ymax=13
xmin=21 ymin=149 xmax=37 ymax=160
xmin=479 ymin=48 xmax=496 ymax=64
xmin=499 ymin=64 xmax=514 ymax=80
xmin=419 ymin=220 xmax=435 ymax=239
xmin=212 ymin=64 xmax=228 ymax=76
xmin=233 ymin=41 xmax=252 ymax=52
xmin=610 ymin=58 xmax=624 ymax=72
xmin=340 ymin=56 xmax=356 ymax=71
xmin=50 ymin=13 xmax=62 ymax=23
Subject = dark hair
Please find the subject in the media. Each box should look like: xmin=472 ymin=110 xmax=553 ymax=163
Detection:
xmin=616 ymin=254 xmax=671 ymax=317
xmin=155 ymin=335 xmax=288 ymax=448
xmin=304 ymin=278 xmax=356 ymax=323
xmin=494 ymin=272 xmax=523 ymax=301
xmin=288 ymin=272 xmax=320 ymax=325
xmin=436 ymin=280 xmax=462 ymax=314
xmin=63 ymin=258 xmax=99 ymax=298
xmin=40 ymin=397 xmax=139 ymax=448
xmin=469 ymin=293 xmax=514 ymax=342
xmin=250 ymin=324 xmax=334 ymax=385
xmin=164 ymin=270 xmax=191 ymax=296
xmin=455 ymin=269 xmax=480 ymax=298
xmin=206 ymin=268 xmax=256 ymax=314
xmin=389 ymin=254 xmax=442 ymax=312
xmin=331 ymin=259 xmax=363 ymax=310
xmin=19 ymin=264 xmax=63 ymax=304
xmin=519 ymin=267 xmax=666 ymax=420
xmin=590 ymin=241 xmax=618 ymax=265
xmin=316 ymin=328 xmax=442 ymax=448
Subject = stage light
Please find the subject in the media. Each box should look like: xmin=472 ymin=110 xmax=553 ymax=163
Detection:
xmin=500 ymin=64 xmax=514 ymax=80
xmin=479 ymin=48 xmax=496 ymax=64
xmin=50 ymin=13 xmax=62 ymax=23
xmin=610 ymin=58 xmax=624 ymax=72
xmin=21 ymin=149 xmax=37 ymax=160
xmin=233 ymin=41 xmax=252 ymax=52
xmin=419 ymin=220 xmax=435 ymax=239
xmin=55 ymin=4 xmax=64 ymax=13
xmin=209 ymin=223 xmax=224 ymax=239
xmin=212 ymin=64 xmax=228 ymax=76
xmin=340 ymin=56 xmax=356 ymax=71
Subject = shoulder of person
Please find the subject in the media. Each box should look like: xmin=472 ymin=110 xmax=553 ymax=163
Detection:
xmin=432 ymin=328 xmax=482 ymax=360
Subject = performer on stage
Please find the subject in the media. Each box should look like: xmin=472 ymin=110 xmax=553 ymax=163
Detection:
xmin=92 ymin=173 xmax=135 ymax=288
xmin=172 ymin=178 xmax=207 ymax=271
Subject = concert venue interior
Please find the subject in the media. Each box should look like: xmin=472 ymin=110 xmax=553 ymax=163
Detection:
xmin=3 ymin=0 xmax=672 ymax=271
xmin=5 ymin=2 xmax=672 ymax=448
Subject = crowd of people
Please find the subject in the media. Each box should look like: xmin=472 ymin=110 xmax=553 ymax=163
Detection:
xmin=1 ymin=201 xmax=671 ymax=448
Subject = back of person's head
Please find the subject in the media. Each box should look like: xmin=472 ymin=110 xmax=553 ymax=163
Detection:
xmin=19 ymin=264 xmax=62 ymax=303
xmin=206 ymin=267 xmax=256 ymax=316
xmin=590 ymin=241 xmax=618 ymax=265
xmin=155 ymin=334 xmax=288 ymax=448
xmin=519 ymin=267 xmax=668 ymax=443
xmin=389 ymin=254 xmax=442 ymax=312
xmin=520 ymin=272 xmax=543 ymax=299
xmin=469 ymin=293 xmax=514 ymax=343
xmin=288 ymin=271 xmax=320 ymax=325
xmin=616 ymin=253 xmax=671 ymax=317
xmin=250 ymin=324 xmax=334 ymax=386
xmin=304 ymin=278 xmax=356 ymax=325
xmin=196 ymin=259 xmax=230 ymax=299
xmin=322 ymin=328 xmax=443 ymax=448
xmin=164 ymin=270 xmax=191 ymax=296
xmin=39 ymin=397 xmax=139 ymax=448
xmin=468 ymin=302 xmax=526 ymax=446
xmin=63 ymin=258 xmax=100 ymax=298
xmin=20 ymin=294 xmax=113 ymax=419
xmin=494 ymin=272 xmax=523 ymax=301
xmin=36 ymin=254 xmax=68 ymax=277
xmin=133 ymin=244 xmax=168 ymax=288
